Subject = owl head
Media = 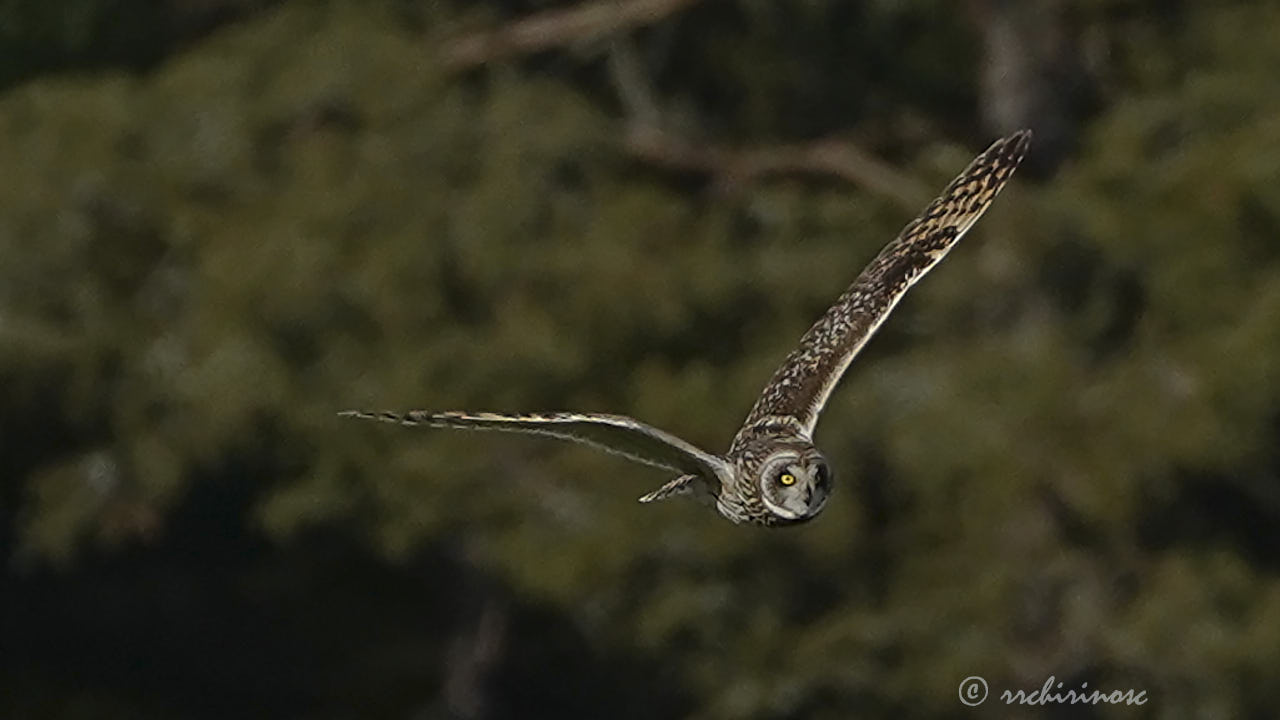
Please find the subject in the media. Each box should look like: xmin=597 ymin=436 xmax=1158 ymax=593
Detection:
xmin=756 ymin=446 xmax=832 ymax=523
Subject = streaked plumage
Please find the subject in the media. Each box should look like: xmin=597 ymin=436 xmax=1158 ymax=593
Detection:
xmin=344 ymin=131 xmax=1031 ymax=526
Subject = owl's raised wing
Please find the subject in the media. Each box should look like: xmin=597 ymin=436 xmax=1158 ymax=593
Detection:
xmin=740 ymin=131 xmax=1031 ymax=437
xmin=340 ymin=409 xmax=731 ymax=484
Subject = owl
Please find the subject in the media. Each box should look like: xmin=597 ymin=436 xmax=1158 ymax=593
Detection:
xmin=343 ymin=131 xmax=1030 ymax=526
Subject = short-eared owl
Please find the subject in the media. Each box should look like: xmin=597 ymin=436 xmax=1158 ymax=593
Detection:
xmin=344 ymin=131 xmax=1030 ymax=526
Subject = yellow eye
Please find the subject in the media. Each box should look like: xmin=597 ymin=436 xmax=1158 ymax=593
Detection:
xmin=779 ymin=473 xmax=796 ymax=486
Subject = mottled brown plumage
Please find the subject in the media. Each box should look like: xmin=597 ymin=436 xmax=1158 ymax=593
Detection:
xmin=740 ymin=131 xmax=1030 ymax=436
xmin=344 ymin=131 xmax=1031 ymax=526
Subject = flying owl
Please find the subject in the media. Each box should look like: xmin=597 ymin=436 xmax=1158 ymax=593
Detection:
xmin=343 ymin=131 xmax=1031 ymax=526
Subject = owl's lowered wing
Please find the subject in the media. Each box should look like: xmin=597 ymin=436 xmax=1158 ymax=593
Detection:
xmin=741 ymin=130 xmax=1031 ymax=436
xmin=340 ymin=409 xmax=731 ymax=484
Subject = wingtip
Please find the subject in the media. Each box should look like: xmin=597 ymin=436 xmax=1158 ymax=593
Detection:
xmin=339 ymin=410 xmax=433 ymax=426
xmin=978 ymin=129 xmax=1032 ymax=172
xmin=338 ymin=409 xmax=393 ymax=422
xmin=1004 ymin=128 xmax=1033 ymax=157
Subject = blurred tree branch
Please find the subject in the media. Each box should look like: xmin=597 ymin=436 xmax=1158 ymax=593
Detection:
xmin=441 ymin=0 xmax=704 ymax=69
xmin=621 ymin=124 xmax=932 ymax=207
xmin=606 ymin=37 xmax=931 ymax=206
xmin=445 ymin=2 xmax=930 ymax=207
xmin=442 ymin=598 xmax=508 ymax=720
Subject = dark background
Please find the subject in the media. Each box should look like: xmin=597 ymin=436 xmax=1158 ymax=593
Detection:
xmin=3 ymin=1 xmax=1279 ymax=718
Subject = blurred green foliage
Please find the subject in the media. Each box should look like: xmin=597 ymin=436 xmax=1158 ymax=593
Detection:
xmin=0 ymin=0 xmax=276 ymax=90
xmin=2 ymin=1 xmax=1279 ymax=718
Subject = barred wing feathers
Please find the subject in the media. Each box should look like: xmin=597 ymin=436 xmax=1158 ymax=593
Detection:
xmin=741 ymin=130 xmax=1032 ymax=436
xmin=341 ymin=409 xmax=731 ymax=483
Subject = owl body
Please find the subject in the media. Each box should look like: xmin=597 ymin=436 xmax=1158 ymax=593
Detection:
xmin=717 ymin=425 xmax=829 ymax=526
xmin=344 ymin=132 xmax=1031 ymax=527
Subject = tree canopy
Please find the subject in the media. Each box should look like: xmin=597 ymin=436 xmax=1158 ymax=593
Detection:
xmin=2 ymin=1 xmax=1278 ymax=718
